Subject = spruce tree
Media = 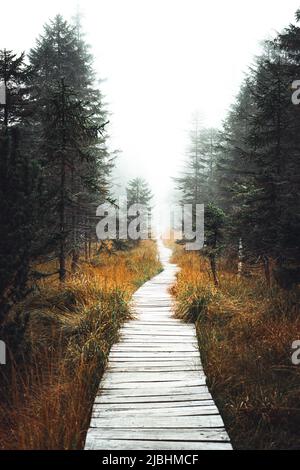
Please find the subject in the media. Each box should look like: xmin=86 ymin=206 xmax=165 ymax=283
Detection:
xmin=126 ymin=178 xmax=153 ymax=242
xmin=28 ymin=15 xmax=113 ymax=275
xmin=0 ymin=51 xmax=39 ymax=320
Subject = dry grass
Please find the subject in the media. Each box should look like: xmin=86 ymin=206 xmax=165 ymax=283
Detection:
xmin=0 ymin=240 xmax=161 ymax=450
xmin=171 ymin=245 xmax=300 ymax=450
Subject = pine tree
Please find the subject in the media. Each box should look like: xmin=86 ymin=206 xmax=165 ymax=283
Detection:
xmin=41 ymin=78 xmax=108 ymax=280
xmin=0 ymin=49 xmax=28 ymax=129
xmin=126 ymin=178 xmax=153 ymax=242
xmin=174 ymin=117 xmax=224 ymax=283
xmin=175 ymin=117 xmax=219 ymax=206
xmin=28 ymin=15 xmax=113 ymax=276
xmin=0 ymin=51 xmax=39 ymax=320
xmin=126 ymin=177 xmax=153 ymax=207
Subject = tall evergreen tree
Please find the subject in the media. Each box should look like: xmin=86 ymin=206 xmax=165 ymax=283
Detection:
xmin=0 ymin=51 xmax=39 ymax=320
xmin=126 ymin=178 xmax=153 ymax=241
xmin=175 ymin=117 xmax=224 ymax=283
xmin=175 ymin=117 xmax=219 ymax=206
xmin=28 ymin=15 xmax=113 ymax=275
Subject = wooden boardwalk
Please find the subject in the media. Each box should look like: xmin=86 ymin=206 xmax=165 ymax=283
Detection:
xmin=85 ymin=240 xmax=232 ymax=450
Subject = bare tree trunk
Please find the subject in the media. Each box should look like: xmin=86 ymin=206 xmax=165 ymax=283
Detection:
xmin=209 ymin=254 xmax=219 ymax=287
xmin=238 ymin=237 xmax=243 ymax=276
xmin=70 ymin=167 xmax=77 ymax=273
xmin=59 ymin=79 xmax=67 ymax=282
xmin=59 ymin=154 xmax=66 ymax=282
xmin=263 ymin=255 xmax=271 ymax=288
xmin=3 ymin=50 xmax=8 ymax=130
xmin=71 ymin=249 xmax=79 ymax=273
xmin=84 ymin=216 xmax=88 ymax=261
xmin=88 ymin=236 xmax=92 ymax=259
xmin=148 ymin=208 xmax=152 ymax=240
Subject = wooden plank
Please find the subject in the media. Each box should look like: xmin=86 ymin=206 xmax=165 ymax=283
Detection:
xmin=109 ymin=360 xmax=201 ymax=367
xmin=117 ymin=339 xmax=199 ymax=345
xmin=108 ymin=366 xmax=202 ymax=372
xmin=115 ymin=345 xmax=199 ymax=350
xmin=85 ymin=439 xmax=232 ymax=450
xmin=101 ymin=371 xmax=203 ymax=383
xmin=92 ymin=405 xmax=219 ymax=417
xmin=92 ymin=399 xmax=215 ymax=410
xmin=127 ymin=320 xmax=184 ymax=325
xmin=97 ymin=386 xmax=210 ymax=397
xmin=101 ymin=380 xmax=206 ymax=390
xmin=109 ymin=352 xmax=200 ymax=358
xmin=85 ymin=427 xmax=230 ymax=442
xmin=94 ymin=393 xmax=213 ymax=404
xmin=121 ymin=329 xmax=195 ymax=334
xmin=90 ymin=414 xmax=224 ymax=428
xmin=108 ymin=365 xmax=202 ymax=372
xmin=108 ymin=359 xmax=202 ymax=366
xmin=121 ymin=325 xmax=195 ymax=330
xmin=119 ymin=335 xmax=197 ymax=342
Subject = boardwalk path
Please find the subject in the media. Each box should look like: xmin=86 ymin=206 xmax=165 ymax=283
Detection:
xmin=85 ymin=240 xmax=232 ymax=450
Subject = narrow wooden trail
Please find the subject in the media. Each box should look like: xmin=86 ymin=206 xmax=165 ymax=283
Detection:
xmin=85 ymin=240 xmax=232 ymax=450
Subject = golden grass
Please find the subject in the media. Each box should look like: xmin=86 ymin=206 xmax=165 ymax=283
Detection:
xmin=171 ymin=245 xmax=300 ymax=450
xmin=0 ymin=240 xmax=161 ymax=450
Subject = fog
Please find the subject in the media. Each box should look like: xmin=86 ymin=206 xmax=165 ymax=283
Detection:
xmin=1 ymin=0 xmax=300 ymax=206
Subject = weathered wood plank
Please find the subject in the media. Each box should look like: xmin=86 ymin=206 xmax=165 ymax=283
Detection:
xmin=94 ymin=393 xmax=213 ymax=404
xmin=110 ymin=352 xmax=200 ymax=358
xmin=97 ymin=385 xmax=210 ymax=397
xmin=85 ymin=427 xmax=230 ymax=442
xmin=90 ymin=414 xmax=224 ymax=428
xmin=108 ymin=359 xmax=202 ymax=366
xmin=113 ymin=344 xmax=198 ymax=350
xmin=92 ymin=405 xmax=219 ymax=417
xmin=92 ymin=399 xmax=215 ymax=410
xmin=108 ymin=365 xmax=202 ymax=372
xmin=85 ymin=438 xmax=232 ymax=451
xmin=101 ymin=370 xmax=203 ymax=383
xmin=119 ymin=335 xmax=197 ymax=342
xmin=101 ymin=379 xmax=207 ymax=390
xmin=109 ymin=356 xmax=201 ymax=362
xmin=117 ymin=339 xmax=199 ymax=345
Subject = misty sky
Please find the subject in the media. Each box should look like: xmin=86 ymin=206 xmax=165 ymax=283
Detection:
xmin=1 ymin=0 xmax=300 ymax=205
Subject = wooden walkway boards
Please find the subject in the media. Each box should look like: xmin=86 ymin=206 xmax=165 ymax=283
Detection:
xmin=85 ymin=240 xmax=232 ymax=450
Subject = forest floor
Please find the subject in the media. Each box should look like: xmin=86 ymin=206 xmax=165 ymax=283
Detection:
xmin=171 ymin=245 xmax=300 ymax=450
xmin=0 ymin=240 xmax=161 ymax=450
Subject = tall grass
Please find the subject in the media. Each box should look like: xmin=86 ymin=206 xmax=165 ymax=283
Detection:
xmin=171 ymin=246 xmax=300 ymax=450
xmin=0 ymin=240 xmax=161 ymax=449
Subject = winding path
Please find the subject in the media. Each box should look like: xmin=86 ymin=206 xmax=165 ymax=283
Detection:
xmin=85 ymin=240 xmax=232 ymax=450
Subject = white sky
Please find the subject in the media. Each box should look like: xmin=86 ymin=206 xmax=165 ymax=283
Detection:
xmin=1 ymin=0 xmax=300 ymax=206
